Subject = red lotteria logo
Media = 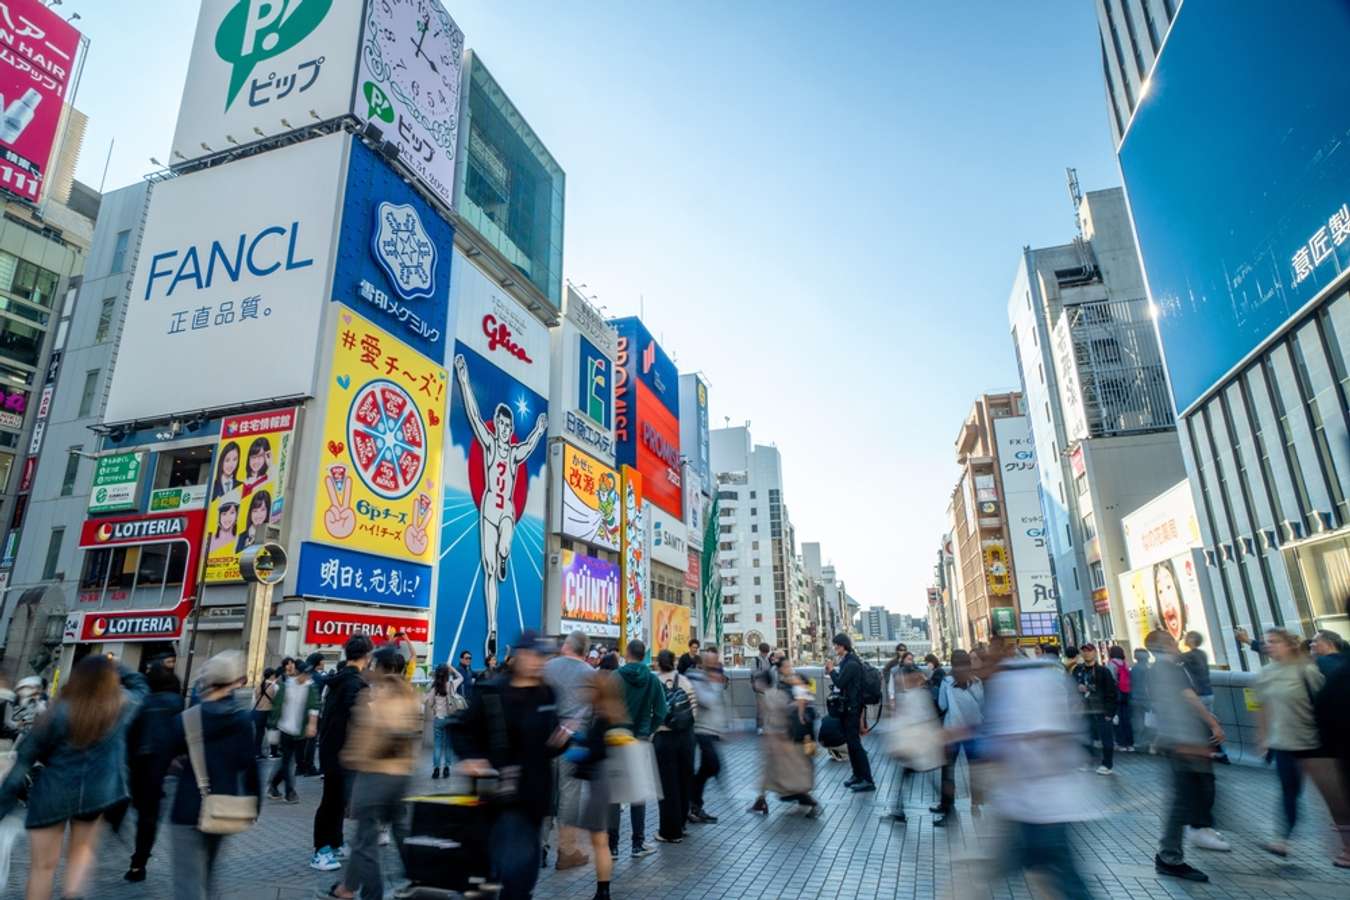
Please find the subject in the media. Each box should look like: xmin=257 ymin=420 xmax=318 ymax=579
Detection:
xmin=482 ymin=315 xmax=533 ymax=363
xmin=95 ymin=523 xmax=114 ymax=543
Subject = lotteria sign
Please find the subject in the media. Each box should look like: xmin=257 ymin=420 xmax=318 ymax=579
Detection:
xmin=304 ymin=608 xmax=429 ymax=645
xmin=79 ymin=511 xmax=198 ymax=546
xmin=77 ymin=600 xmax=193 ymax=642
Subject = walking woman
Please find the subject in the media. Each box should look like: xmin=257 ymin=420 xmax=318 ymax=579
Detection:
xmin=423 ymin=663 xmax=464 ymax=779
xmin=932 ymin=649 xmax=984 ymax=826
xmin=0 ymin=655 xmax=148 ymax=900
xmin=887 ymin=665 xmax=944 ymax=823
xmin=750 ymin=657 xmax=821 ymax=817
xmin=565 ymin=670 xmax=623 ymax=900
xmin=1106 ymin=646 xmax=1135 ymax=752
xmin=653 ymin=649 xmax=697 ymax=842
xmin=1255 ymin=628 xmax=1350 ymax=865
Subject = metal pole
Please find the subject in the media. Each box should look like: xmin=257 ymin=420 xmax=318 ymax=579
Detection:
xmin=178 ymin=523 xmax=212 ymax=700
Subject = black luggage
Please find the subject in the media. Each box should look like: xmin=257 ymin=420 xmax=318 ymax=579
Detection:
xmin=400 ymin=792 xmax=493 ymax=894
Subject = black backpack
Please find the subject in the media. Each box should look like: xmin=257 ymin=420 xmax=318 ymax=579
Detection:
xmin=859 ymin=661 xmax=883 ymax=707
xmin=663 ymin=678 xmax=694 ymax=731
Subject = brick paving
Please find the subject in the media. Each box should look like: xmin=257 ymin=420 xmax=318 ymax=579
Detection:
xmin=4 ymin=733 xmax=1350 ymax=898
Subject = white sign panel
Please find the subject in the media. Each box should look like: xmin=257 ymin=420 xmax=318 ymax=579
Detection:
xmin=450 ymin=248 xmax=549 ymax=394
xmin=105 ymin=133 xmax=347 ymax=423
xmin=548 ymin=290 xmax=617 ymax=464
xmin=1121 ymin=480 xmax=1204 ymax=569
xmin=355 ymin=0 xmax=464 ymax=208
xmin=650 ymin=506 xmax=688 ymax=570
xmin=171 ymin=0 xmax=362 ymax=166
xmin=993 ymin=416 xmax=1056 ymax=613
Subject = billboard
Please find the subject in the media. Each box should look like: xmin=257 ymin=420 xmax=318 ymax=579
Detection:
xmin=679 ymin=373 xmax=710 ymax=490
xmin=296 ymin=541 xmax=431 ymax=609
xmin=650 ymin=506 xmax=688 ymax=570
xmin=304 ymin=607 xmax=429 ymax=646
xmin=651 ymin=598 xmax=690 ymax=656
xmin=1121 ymin=481 xmax=1203 ymax=569
xmin=1117 ymin=549 xmax=1215 ymax=653
xmin=550 ymin=442 xmax=619 ymax=550
xmin=619 ymin=465 xmax=647 ymax=652
xmin=1119 ymin=0 xmax=1350 ymax=412
xmin=87 ymin=451 xmax=145 ymax=514
xmin=105 ymin=132 xmax=346 ymax=423
xmin=993 ymin=417 xmax=1055 ymax=613
xmin=204 ymin=407 xmax=297 ymax=583
xmin=311 ymin=310 xmax=445 ymax=567
xmin=332 ymin=138 xmax=454 ymax=364
xmin=0 ymin=0 xmax=81 ymax=203
xmin=549 ymin=287 xmax=617 ymax=462
xmin=557 ymin=549 xmax=620 ymax=638
xmin=436 ymin=259 xmax=550 ymax=659
xmin=354 ymin=0 xmax=464 ymax=208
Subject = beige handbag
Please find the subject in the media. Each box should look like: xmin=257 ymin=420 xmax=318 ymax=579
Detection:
xmin=183 ymin=706 xmax=258 ymax=835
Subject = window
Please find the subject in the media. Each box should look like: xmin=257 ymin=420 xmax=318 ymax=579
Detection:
xmin=42 ymin=527 xmax=64 ymax=579
xmin=153 ymin=444 xmax=212 ymax=490
xmin=750 ymin=491 xmax=756 ymax=499
xmin=718 ymin=541 xmax=734 ymax=551
xmin=750 ymin=508 xmax=757 ymax=516
xmin=719 ymin=525 xmax=733 ymax=535
xmin=60 ymin=446 xmax=81 ymax=495
xmin=95 ymin=296 xmax=117 ymax=342
xmin=78 ymin=369 xmax=100 ymax=417
xmin=751 ymin=524 xmax=758 ymax=533
xmin=0 ymin=252 xmax=60 ymax=307
xmin=1072 ymin=568 xmax=1080 ymax=590
xmin=1089 ymin=561 xmax=1106 ymax=590
xmin=1082 ymin=512 xmax=1097 ymax=541
xmin=111 ymin=230 xmax=131 ymax=274
xmin=1065 ymin=523 xmax=1073 ymax=546
xmin=755 ymin=613 xmax=763 ymax=623
xmin=753 ymin=576 xmax=761 ymax=586
xmin=752 ymin=541 xmax=759 ymax=551
xmin=717 ymin=491 xmax=738 ymax=501
xmin=1075 ymin=473 xmax=1088 ymax=496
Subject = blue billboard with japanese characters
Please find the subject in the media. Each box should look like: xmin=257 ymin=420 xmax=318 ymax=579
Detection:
xmin=333 ymin=137 xmax=455 ymax=365
xmin=1119 ymin=0 xmax=1350 ymax=412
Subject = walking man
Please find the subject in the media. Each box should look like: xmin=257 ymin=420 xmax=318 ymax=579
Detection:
xmin=688 ymin=646 xmax=726 ymax=824
xmin=609 ymin=640 xmax=667 ymax=858
xmin=311 ymin=635 xmax=373 ymax=872
xmin=545 ymin=631 xmax=595 ymax=870
xmin=826 ymin=633 xmax=874 ymax=792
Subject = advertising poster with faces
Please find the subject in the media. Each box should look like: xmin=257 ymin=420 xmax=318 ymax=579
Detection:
xmin=1118 ymin=550 xmax=1215 ymax=652
xmin=204 ymin=408 xmax=297 ymax=582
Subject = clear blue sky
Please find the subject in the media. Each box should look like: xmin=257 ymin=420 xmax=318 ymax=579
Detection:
xmin=70 ymin=1 xmax=1119 ymax=617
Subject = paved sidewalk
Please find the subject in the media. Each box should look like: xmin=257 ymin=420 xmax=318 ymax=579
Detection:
xmin=3 ymin=733 xmax=1348 ymax=898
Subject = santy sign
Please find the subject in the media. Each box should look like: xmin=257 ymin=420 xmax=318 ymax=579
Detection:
xmin=304 ymin=608 xmax=429 ymax=646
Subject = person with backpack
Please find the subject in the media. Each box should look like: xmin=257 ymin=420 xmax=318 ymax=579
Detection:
xmin=1072 ymin=643 xmax=1119 ymax=775
xmin=164 ymin=651 xmax=261 ymax=900
xmin=825 ymin=632 xmax=875 ymax=792
xmin=653 ymin=649 xmax=697 ymax=843
xmin=608 ymin=640 xmax=667 ymax=859
xmin=932 ymin=649 xmax=983 ymax=826
xmin=750 ymin=642 xmax=774 ymax=734
xmin=1254 ymin=628 xmax=1350 ymax=865
xmin=1106 ymin=646 xmax=1135 ymax=753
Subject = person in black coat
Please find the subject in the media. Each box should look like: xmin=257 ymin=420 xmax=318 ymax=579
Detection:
xmin=122 ymin=665 xmax=184 ymax=882
xmin=1072 ymin=643 xmax=1120 ymax=775
xmin=825 ymin=633 xmax=874 ymax=791
xmin=312 ymin=636 xmax=372 ymax=870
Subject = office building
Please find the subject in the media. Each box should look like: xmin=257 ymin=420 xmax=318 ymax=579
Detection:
xmin=1095 ymin=0 xmax=1178 ymax=148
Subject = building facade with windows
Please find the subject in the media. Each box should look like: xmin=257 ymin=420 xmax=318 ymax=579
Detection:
xmin=1094 ymin=0 xmax=1178 ymax=148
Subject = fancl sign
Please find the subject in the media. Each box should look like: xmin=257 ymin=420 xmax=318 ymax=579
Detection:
xmin=142 ymin=222 xmax=313 ymax=299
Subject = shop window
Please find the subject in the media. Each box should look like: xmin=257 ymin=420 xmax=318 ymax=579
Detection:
xmin=79 ymin=547 xmax=111 ymax=591
xmin=136 ymin=541 xmax=188 ymax=588
xmin=153 ymin=444 xmax=213 ymax=490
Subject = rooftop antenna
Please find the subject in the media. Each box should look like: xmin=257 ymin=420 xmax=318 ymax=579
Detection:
xmin=1066 ymin=166 xmax=1084 ymax=237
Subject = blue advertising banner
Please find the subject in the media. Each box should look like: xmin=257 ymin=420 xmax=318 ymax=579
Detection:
xmin=296 ymin=541 xmax=432 ymax=609
xmin=437 ymin=341 xmax=550 ymax=660
xmin=578 ymin=334 xmax=612 ymax=430
xmin=1119 ymin=0 xmax=1350 ymax=412
xmin=611 ymin=317 xmax=679 ymax=416
xmin=333 ymin=138 xmax=454 ymax=365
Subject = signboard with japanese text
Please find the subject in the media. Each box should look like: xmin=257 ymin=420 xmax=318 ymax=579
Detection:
xmin=612 ymin=317 xmax=682 ymax=518
xmin=87 ymin=451 xmax=144 ymax=514
xmin=354 ymin=0 xmax=464 ymax=209
xmin=651 ymin=598 xmax=690 ymax=656
xmin=550 ymin=441 xmax=619 ymax=550
xmin=171 ymin=0 xmax=361 ymax=167
xmin=0 ymin=384 xmax=27 ymax=430
xmin=296 ymin=541 xmax=431 ymax=609
xmin=549 ymin=286 xmax=617 ymax=463
xmin=332 ymin=137 xmax=453 ymax=365
xmin=619 ymin=465 xmax=647 ymax=653
xmin=312 ymin=310 xmax=445 ymax=566
xmin=105 ymin=132 xmax=346 ymax=423
xmin=993 ymin=416 xmax=1055 ymax=613
xmin=205 ymin=407 xmax=297 ymax=583
xmin=650 ymin=506 xmax=688 ymax=570
xmin=0 ymin=0 xmax=82 ymax=203
xmin=557 ymin=549 xmax=620 ymax=638
xmin=149 ymin=484 xmax=207 ymax=512
xmin=685 ymin=549 xmax=700 ymax=590
xmin=434 ymin=257 xmax=550 ymax=659
xmin=1121 ymin=481 xmax=1203 ymax=570
xmin=304 ymin=606 xmax=429 ymax=645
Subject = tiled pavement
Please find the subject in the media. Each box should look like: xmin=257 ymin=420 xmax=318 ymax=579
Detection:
xmin=5 ymin=733 xmax=1350 ymax=899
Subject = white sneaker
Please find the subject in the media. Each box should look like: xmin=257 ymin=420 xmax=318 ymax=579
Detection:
xmin=310 ymin=850 xmax=341 ymax=871
xmin=1095 ymin=766 xmax=1114 ymax=776
xmin=1187 ymin=826 xmax=1232 ymax=852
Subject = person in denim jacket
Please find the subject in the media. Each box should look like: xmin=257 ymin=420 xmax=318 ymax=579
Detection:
xmin=0 ymin=655 xmax=148 ymax=900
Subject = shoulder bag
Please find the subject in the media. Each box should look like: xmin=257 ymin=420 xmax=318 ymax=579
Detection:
xmin=183 ymin=706 xmax=258 ymax=835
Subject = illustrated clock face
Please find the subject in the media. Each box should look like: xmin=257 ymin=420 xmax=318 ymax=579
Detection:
xmin=359 ymin=0 xmax=465 ymax=206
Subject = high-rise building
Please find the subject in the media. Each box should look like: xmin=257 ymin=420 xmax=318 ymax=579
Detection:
xmin=710 ymin=425 xmax=808 ymax=660
xmin=1007 ymin=186 xmax=1186 ymax=648
xmin=1105 ymin=1 xmax=1350 ymax=661
xmin=860 ymin=605 xmax=889 ymax=641
xmin=1094 ymin=0 xmax=1178 ymax=148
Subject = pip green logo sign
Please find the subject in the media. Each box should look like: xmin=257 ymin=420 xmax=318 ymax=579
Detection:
xmin=215 ymin=0 xmax=334 ymax=110
xmin=363 ymin=81 xmax=394 ymax=123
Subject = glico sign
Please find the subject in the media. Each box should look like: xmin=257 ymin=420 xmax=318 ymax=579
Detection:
xmin=611 ymin=317 xmax=682 ymax=520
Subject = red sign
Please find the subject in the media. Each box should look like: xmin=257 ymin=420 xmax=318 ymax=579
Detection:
xmin=482 ymin=314 xmax=534 ymax=364
xmin=304 ymin=608 xmax=429 ymax=646
xmin=0 ymin=1 xmax=82 ymax=202
xmin=685 ymin=549 xmax=700 ymax=589
xmin=18 ymin=454 xmax=35 ymax=492
xmin=78 ymin=509 xmax=206 ymax=605
xmin=1092 ymin=587 xmax=1111 ymax=614
xmin=78 ymin=598 xmax=192 ymax=643
xmin=634 ymin=380 xmax=682 ymax=519
xmin=1070 ymin=445 xmax=1086 ymax=478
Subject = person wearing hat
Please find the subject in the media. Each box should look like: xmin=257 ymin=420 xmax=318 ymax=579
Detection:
xmin=163 ymin=651 xmax=260 ymax=900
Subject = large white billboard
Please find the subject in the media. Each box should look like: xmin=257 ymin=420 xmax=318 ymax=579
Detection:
xmin=1121 ymin=481 xmax=1204 ymax=569
xmin=449 ymin=248 xmax=550 ymax=395
xmin=105 ymin=132 xmax=347 ymax=423
xmin=993 ymin=416 xmax=1056 ymax=613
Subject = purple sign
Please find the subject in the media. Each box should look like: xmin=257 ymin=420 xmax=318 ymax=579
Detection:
xmin=558 ymin=549 xmax=620 ymax=638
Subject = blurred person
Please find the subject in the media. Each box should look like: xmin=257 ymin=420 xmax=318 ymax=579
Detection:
xmin=982 ymin=645 xmax=1095 ymax=898
xmin=1072 ymin=643 xmax=1118 ymax=775
xmin=456 ymin=650 xmax=477 ymax=701
xmin=587 ymin=648 xmax=601 ymax=668
xmin=1130 ymin=648 xmax=1154 ymax=753
xmin=311 ymin=635 xmax=373 ymax=872
xmin=326 ymin=646 xmax=421 ymax=900
xmin=423 ymin=663 xmax=464 ymax=779
xmin=563 ymin=670 xmax=624 ymax=900
xmin=481 ymin=652 xmax=501 ymax=680
xmin=1311 ymin=630 xmax=1349 ymax=677
xmin=391 ymin=630 xmax=418 ymax=680
xmin=887 ymin=665 xmax=943 ymax=824
xmin=932 ymin=649 xmax=984 ymax=826
xmin=299 ymin=652 xmax=330 ymax=777
xmin=1106 ymin=646 xmax=1134 ymax=753
xmin=1182 ymin=632 xmax=1227 ymax=764
xmin=751 ymin=641 xmax=774 ymax=734
xmin=0 ymin=656 xmax=147 ymax=900
xmin=1062 ymin=645 xmax=1080 ymax=671
xmin=266 ymin=660 xmax=318 ymax=804
xmin=1314 ymin=600 xmax=1350 ymax=850
xmin=925 ymin=653 xmax=947 ymax=706
xmin=653 ymin=649 xmax=697 ymax=842
xmin=164 ymin=652 xmax=260 ymax=900
xmin=608 ymin=640 xmax=666 ymax=858
xmin=826 ymin=632 xmax=875 ymax=792
xmin=545 ymin=631 xmax=595 ymax=870
xmin=454 ymin=631 xmax=567 ymax=900
xmin=599 ymin=651 xmax=621 ymax=672
xmin=122 ymin=664 xmax=185 ymax=882
xmin=252 ymin=667 xmax=279 ymax=760
xmin=1148 ymin=630 xmax=1229 ymax=882
xmin=882 ymin=643 xmax=909 ymax=707
xmin=688 ymin=646 xmax=727 ymax=824
xmin=750 ymin=657 xmax=821 ymax=817
xmin=677 ymin=639 xmax=701 ymax=675
xmin=1254 ymin=628 xmax=1350 ymax=865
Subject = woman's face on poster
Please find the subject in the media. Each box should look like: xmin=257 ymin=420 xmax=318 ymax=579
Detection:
xmin=1155 ymin=564 xmax=1184 ymax=640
